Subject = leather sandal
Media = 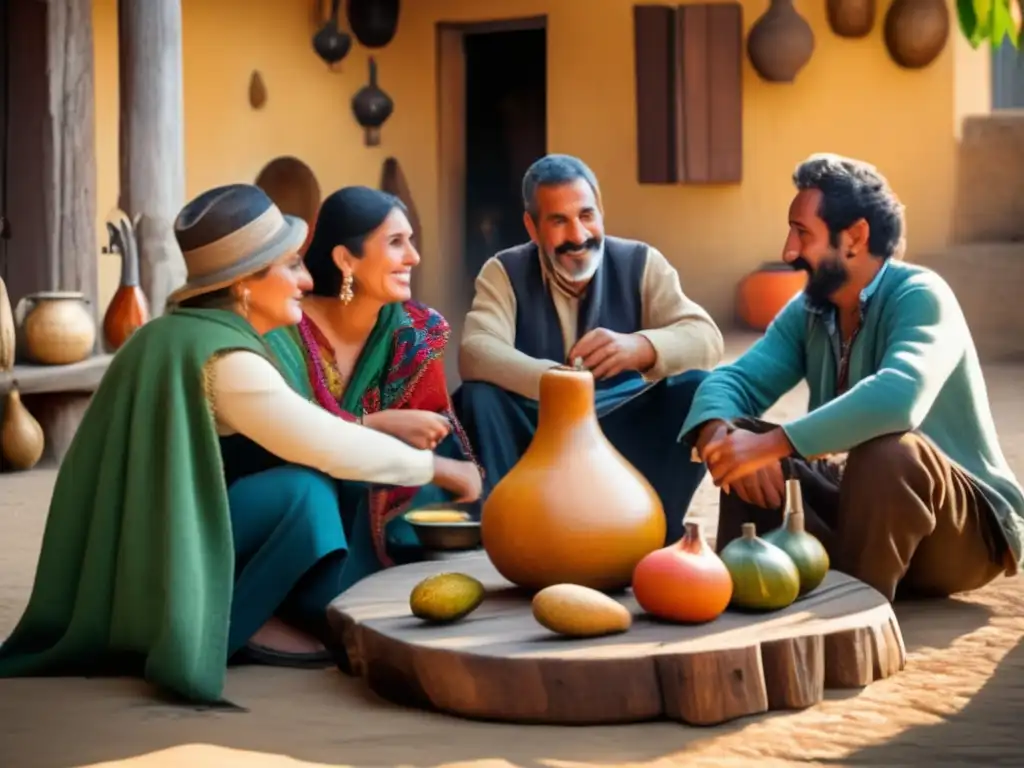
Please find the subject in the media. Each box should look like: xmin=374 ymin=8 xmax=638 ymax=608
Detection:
xmin=236 ymin=642 xmax=334 ymax=669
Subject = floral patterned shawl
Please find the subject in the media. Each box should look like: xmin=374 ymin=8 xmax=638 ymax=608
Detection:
xmin=265 ymin=300 xmax=477 ymax=566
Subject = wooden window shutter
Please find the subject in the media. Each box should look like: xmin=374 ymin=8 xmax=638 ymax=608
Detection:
xmin=634 ymin=3 xmax=743 ymax=185
xmin=634 ymin=5 xmax=678 ymax=184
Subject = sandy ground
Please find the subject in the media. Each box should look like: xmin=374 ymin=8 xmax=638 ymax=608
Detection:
xmin=1 ymin=334 xmax=1023 ymax=768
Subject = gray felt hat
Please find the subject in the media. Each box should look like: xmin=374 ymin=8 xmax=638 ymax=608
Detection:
xmin=166 ymin=183 xmax=308 ymax=305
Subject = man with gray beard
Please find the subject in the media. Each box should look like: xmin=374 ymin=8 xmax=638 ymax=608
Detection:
xmin=453 ymin=154 xmax=724 ymax=544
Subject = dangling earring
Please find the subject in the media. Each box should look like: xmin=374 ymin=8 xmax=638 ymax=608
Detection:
xmin=339 ymin=273 xmax=354 ymax=305
xmin=240 ymin=287 xmax=252 ymax=318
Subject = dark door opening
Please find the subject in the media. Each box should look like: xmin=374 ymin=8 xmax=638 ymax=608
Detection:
xmin=0 ymin=0 xmax=9 ymax=285
xmin=2 ymin=0 xmax=49 ymax=305
xmin=462 ymin=27 xmax=546 ymax=280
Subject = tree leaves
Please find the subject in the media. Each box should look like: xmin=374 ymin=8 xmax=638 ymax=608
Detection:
xmin=958 ymin=0 xmax=1024 ymax=48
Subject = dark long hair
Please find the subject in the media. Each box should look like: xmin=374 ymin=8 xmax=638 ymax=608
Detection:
xmin=303 ymin=186 xmax=407 ymax=297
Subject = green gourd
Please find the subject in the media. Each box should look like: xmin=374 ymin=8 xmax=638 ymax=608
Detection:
xmin=762 ymin=479 xmax=831 ymax=596
xmin=719 ymin=522 xmax=800 ymax=611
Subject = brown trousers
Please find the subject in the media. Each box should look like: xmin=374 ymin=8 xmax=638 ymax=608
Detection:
xmin=715 ymin=419 xmax=1009 ymax=602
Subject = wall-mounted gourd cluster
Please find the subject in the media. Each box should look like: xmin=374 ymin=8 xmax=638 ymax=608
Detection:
xmin=312 ymin=0 xmax=401 ymax=146
xmin=633 ymin=0 xmax=950 ymax=185
xmin=747 ymin=0 xmax=950 ymax=83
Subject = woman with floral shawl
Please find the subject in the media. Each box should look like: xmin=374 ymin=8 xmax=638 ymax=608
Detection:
xmin=220 ymin=186 xmax=479 ymax=595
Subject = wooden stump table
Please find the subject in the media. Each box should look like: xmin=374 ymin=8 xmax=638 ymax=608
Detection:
xmin=326 ymin=552 xmax=906 ymax=727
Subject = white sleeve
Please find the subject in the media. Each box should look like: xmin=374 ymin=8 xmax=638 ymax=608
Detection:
xmin=209 ymin=350 xmax=435 ymax=486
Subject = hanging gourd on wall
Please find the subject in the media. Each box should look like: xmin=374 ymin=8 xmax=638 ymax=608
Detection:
xmin=347 ymin=0 xmax=401 ymax=48
xmin=884 ymin=0 xmax=950 ymax=69
xmin=248 ymin=71 xmax=267 ymax=110
xmin=312 ymin=0 xmax=352 ymax=68
xmin=351 ymin=57 xmax=394 ymax=146
xmin=746 ymin=0 xmax=816 ymax=83
xmin=826 ymin=0 xmax=876 ymax=38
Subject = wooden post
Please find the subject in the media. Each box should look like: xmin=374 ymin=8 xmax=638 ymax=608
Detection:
xmin=44 ymin=0 xmax=99 ymax=315
xmin=117 ymin=0 xmax=186 ymax=316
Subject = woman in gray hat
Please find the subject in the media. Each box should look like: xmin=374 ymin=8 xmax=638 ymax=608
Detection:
xmin=0 ymin=184 xmax=482 ymax=705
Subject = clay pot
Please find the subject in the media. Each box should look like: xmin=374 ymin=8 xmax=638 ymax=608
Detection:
xmin=747 ymin=0 xmax=816 ymax=83
xmin=736 ymin=263 xmax=808 ymax=331
xmin=883 ymin=0 xmax=949 ymax=70
xmin=481 ymin=363 xmax=666 ymax=592
xmin=1 ymin=389 xmax=44 ymax=471
xmin=827 ymin=0 xmax=876 ymax=37
xmin=0 ymin=277 xmax=15 ymax=371
xmin=15 ymin=291 xmax=96 ymax=366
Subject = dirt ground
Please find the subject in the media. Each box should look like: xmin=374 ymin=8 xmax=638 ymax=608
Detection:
xmin=1 ymin=334 xmax=1022 ymax=768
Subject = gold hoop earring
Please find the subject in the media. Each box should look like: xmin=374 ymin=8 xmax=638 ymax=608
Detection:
xmin=240 ymin=288 xmax=252 ymax=318
xmin=339 ymin=273 xmax=354 ymax=305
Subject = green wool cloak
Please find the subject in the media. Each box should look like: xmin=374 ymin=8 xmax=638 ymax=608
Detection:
xmin=0 ymin=308 xmax=271 ymax=703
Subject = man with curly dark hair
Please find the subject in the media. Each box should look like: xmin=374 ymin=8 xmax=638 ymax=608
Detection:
xmin=681 ymin=152 xmax=1024 ymax=602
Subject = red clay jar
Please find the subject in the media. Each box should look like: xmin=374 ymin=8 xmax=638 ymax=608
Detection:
xmin=736 ymin=262 xmax=808 ymax=331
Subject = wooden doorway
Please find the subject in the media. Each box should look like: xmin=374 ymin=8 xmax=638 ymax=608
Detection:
xmin=1 ymin=0 xmax=50 ymax=306
xmin=436 ymin=16 xmax=547 ymax=381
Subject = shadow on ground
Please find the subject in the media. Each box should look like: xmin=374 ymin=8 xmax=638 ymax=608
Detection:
xmin=894 ymin=596 xmax=993 ymax=653
xmin=834 ymin=634 xmax=1024 ymax=767
xmin=0 ymin=594 xmax=1005 ymax=768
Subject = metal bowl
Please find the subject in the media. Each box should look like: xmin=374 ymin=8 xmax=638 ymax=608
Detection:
xmin=404 ymin=502 xmax=482 ymax=552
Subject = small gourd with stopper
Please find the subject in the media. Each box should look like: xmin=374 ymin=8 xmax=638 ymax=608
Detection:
xmin=762 ymin=478 xmax=830 ymax=595
xmin=719 ymin=522 xmax=800 ymax=611
xmin=631 ymin=520 xmax=733 ymax=623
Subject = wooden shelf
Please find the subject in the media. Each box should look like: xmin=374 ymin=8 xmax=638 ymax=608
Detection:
xmin=0 ymin=355 xmax=112 ymax=396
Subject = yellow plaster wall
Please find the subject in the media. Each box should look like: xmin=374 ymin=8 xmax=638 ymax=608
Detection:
xmin=91 ymin=0 xmax=979 ymax=327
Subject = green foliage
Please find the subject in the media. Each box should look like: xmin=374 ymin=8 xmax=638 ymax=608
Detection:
xmin=958 ymin=0 xmax=1024 ymax=49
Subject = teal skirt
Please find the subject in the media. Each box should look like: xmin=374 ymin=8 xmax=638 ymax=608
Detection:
xmin=224 ymin=434 xmax=462 ymax=656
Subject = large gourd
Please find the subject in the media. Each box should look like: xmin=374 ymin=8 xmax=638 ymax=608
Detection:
xmin=762 ymin=478 xmax=830 ymax=595
xmin=632 ymin=520 xmax=733 ymax=623
xmin=481 ymin=361 xmax=666 ymax=591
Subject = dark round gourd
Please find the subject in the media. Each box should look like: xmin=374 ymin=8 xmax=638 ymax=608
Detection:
xmin=347 ymin=0 xmax=401 ymax=49
xmin=312 ymin=3 xmax=352 ymax=67
xmin=351 ymin=57 xmax=394 ymax=130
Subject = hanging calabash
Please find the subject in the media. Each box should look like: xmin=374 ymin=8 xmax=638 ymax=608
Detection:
xmin=481 ymin=361 xmax=666 ymax=592
xmin=719 ymin=523 xmax=801 ymax=611
xmin=631 ymin=520 xmax=733 ymax=623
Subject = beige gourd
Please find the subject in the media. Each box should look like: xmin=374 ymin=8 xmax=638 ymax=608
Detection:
xmin=0 ymin=276 xmax=15 ymax=371
xmin=1 ymin=389 xmax=44 ymax=471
